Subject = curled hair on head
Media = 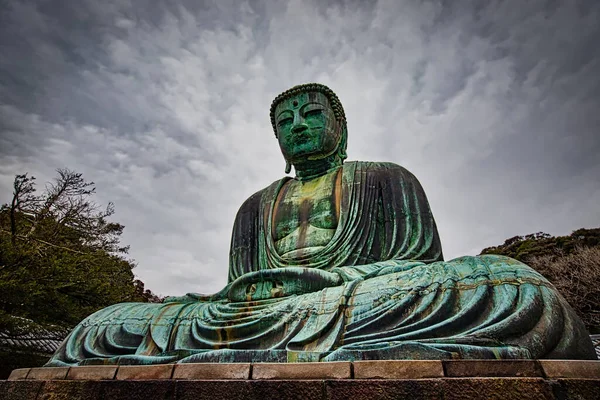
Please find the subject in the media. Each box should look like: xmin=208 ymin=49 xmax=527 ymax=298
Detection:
xmin=270 ymin=83 xmax=347 ymax=138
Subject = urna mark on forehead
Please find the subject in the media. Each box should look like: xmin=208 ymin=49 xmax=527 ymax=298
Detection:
xmin=275 ymin=91 xmax=330 ymax=115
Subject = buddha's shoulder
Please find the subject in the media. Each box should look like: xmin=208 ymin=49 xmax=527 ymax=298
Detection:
xmin=235 ymin=187 xmax=266 ymax=217
xmin=235 ymin=177 xmax=291 ymax=216
xmin=346 ymin=160 xmax=419 ymax=181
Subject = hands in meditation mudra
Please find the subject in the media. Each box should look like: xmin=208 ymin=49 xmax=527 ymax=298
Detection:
xmin=47 ymin=84 xmax=596 ymax=365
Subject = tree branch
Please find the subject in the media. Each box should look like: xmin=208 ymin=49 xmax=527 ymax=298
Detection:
xmin=0 ymin=229 xmax=87 ymax=255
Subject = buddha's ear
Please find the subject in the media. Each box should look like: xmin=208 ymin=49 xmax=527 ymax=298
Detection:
xmin=285 ymin=160 xmax=292 ymax=174
xmin=337 ymin=125 xmax=348 ymax=161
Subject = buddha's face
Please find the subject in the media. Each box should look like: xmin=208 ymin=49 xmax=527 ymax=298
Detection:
xmin=274 ymin=92 xmax=342 ymax=163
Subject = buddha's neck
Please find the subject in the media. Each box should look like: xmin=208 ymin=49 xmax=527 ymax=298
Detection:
xmin=292 ymin=154 xmax=343 ymax=181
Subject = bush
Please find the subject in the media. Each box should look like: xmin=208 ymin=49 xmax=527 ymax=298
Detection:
xmin=528 ymin=246 xmax=600 ymax=333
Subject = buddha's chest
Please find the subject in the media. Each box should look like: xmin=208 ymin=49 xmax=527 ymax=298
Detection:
xmin=272 ymin=169 xmax=342 ymax=251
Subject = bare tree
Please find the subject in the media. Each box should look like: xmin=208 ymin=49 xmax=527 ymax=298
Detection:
xmin=8 ymin=174 xmax=40 ymax=245
xmin=2 ymin=169 xmax=128 ymax=255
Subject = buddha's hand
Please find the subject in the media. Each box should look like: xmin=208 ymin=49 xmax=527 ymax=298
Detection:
xmin=331 ymin=260 xmax=426 ymax=282
xmin=228 ymin=267 xmax=343 ymax=302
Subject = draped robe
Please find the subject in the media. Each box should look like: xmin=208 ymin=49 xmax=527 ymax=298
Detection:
xmin=47 ymin=162 xmax=596 ymax=365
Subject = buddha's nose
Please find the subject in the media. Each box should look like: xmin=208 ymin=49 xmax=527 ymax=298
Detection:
xmin=291 ymin=123 xmax=309 ymax=135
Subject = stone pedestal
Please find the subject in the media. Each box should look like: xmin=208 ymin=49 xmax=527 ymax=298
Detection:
xmin=3 ymin=360 xmax=600 ymax=399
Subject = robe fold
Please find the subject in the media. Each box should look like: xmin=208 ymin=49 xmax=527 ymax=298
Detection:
xmin=46 ymin=162 xmax=597 ymax=366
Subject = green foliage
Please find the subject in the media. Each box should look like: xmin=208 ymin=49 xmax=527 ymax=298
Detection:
xmin=0 ymin=169 xmax=160 ymax=331
xmin=480 ymin=228 xmax=600 ymax=262
xmin=480 ymin=228 xmax=600 ymax=332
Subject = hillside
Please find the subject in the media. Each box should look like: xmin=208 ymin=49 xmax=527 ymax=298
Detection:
xmin=480 ymin=228 xmax=600 ymax=333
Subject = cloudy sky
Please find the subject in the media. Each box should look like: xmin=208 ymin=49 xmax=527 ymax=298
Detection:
xmin=1 ymin=0 xmax=599 ymax=296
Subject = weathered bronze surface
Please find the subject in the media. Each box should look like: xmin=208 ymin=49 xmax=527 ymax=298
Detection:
xmin=46 ymin=83 xmax=596 ymax=365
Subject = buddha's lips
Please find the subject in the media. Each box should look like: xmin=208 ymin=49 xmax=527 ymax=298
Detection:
xmin=292 ymin=133 xmax=311 ymax=144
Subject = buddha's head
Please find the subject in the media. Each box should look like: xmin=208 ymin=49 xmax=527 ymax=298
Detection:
xmin=270 ymin=83 xmax=347 ymax=174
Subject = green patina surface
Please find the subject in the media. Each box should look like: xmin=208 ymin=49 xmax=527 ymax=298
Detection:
xmin=45 ymin=83 xmax=596 ymax=366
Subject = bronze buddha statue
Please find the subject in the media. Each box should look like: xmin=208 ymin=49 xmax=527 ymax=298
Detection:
xmin=47 ymin=83 xmax=596 ymax=365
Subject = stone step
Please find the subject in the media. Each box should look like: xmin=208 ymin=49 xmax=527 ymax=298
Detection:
xmin=2 ymin=375 xmax=600 ymax=400
xmin=8 ymin=359 xmax=600 ymax=381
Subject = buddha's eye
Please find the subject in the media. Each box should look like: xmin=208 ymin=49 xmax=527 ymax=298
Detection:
xmin=304 ymin=109 xmax=323 ymax=118
xmin=278 ymin=117 xmax=293 ymax=127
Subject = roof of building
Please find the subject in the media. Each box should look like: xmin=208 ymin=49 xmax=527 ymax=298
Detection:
xmin=0 ymin=317 xmax=69 ymax=355
xmin=590 ymin=334 xmax=600 ymax=359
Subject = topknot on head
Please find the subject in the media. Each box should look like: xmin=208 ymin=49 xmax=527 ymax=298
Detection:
xmin=270 ymin=83 xmax=347 ymax=137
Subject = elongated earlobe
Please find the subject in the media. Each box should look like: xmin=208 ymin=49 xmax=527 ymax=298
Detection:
xmin=285 ymin=161 xmax=291 ymax=174
xmin=338 ymin=126 xmax=348 ymax=161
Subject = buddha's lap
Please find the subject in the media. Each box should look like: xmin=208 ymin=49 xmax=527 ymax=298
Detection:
xmin=79 ymin=255 xmax=553 ymax=331
xmin=49 ymin=254 xmax=598 ymax=364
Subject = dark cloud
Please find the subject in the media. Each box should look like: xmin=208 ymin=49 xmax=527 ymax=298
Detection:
xmin=1 ymin=0 xmax=599 ymax=296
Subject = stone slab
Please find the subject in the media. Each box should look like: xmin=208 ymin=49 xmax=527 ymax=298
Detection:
xmin=176 ymin=380 xmax=326 ymax=400
xmin=26 ymin=367 xmax=70 ymax=380
xmin=553 ymin=378 xmax=600 ymax=400
xmin=0 ymin=380 xmax=44 ymax=400
xmin=443 ymin=360 xmax=544 ymax=377
xmin=7 ymin=368 xmax=29 ymax=380
xmin=440 ymin=378 xmax=553 ymax=400
xmin=67 ymin=365 xmax=118 ymax=380
xmin=252 ymin=361 xmax=351 ymax=380
xmin=326 ymin=379 xmax=444 ymax=400
xmin=353 ymin=360 xmax=444 ymax=379
xmin=247 ymin=380 xmax=325 ymax=400
xmin=540 ymin=359 xmax=600 ymax=378
xmin=37 ymin=380 xmax=105 ymax=400
xmin=173 ymin=363 xmax=250 ymax=380
xmin=116 ymin=364 xmax=174 ymax=380
xmin=174 ymin=380 xmax=250 ymax=400
xmin=101 ymin=380 xmax=176 ymax=400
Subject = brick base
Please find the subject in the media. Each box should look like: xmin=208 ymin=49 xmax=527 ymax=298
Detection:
xmin=3 ymin=360 xmax=600 ymax=400
xmin=2 ymin=377 xmax=600 ymax=400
